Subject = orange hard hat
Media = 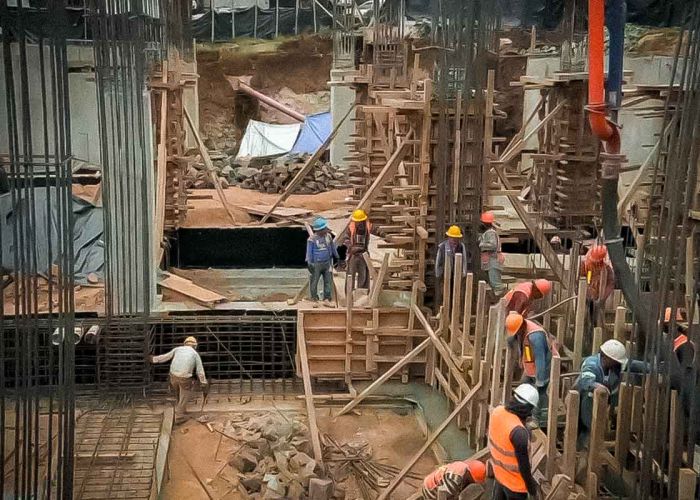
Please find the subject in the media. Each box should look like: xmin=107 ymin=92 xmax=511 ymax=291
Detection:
xmin=534 ymin=279 xmax=552 ymax=296
xmin=589 ymin=245 xmax=608 ymax=262
xmin=465 ymin=460 xmax=487 ymax=483
xmin=505 ymin=312 xmax=524 ymax=336
xmin=480 ymin=212 xmax=495 ymax=224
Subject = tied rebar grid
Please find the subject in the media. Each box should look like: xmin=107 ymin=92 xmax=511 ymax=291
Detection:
xmin=632 ymin=3 xmax=700 ymax=498
xmin=0 ymin=0 xmax=76 ymax=498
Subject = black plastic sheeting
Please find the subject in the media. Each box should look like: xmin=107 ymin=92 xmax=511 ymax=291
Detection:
xmin=192 ymin=6 xmax=333 ymax=41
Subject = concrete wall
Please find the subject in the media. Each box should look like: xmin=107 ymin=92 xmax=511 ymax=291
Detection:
xmin=329 ymin=70 xmax=356 ymax=167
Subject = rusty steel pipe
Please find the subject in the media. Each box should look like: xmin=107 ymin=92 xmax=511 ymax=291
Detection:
xmin=227 ymin=77 xmax=305 ymax=122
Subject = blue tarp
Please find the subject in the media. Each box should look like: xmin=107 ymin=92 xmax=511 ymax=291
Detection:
xmin=291 ymin=112 xmax=332 ymax=155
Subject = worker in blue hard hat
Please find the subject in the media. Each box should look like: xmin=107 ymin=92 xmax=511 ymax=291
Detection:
xmin=306 ymin=217 xmax=339 ymax=306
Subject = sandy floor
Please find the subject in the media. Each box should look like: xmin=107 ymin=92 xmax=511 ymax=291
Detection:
xmin=162 ymin=406 xmax=435 ymax=500
xmin=182 ymin=187 xmax=349 ymax=227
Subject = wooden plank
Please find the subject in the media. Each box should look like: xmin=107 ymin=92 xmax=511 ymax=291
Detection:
xmin=152 ymin=407 xmax=173 ymax=499
xmin=297 ymin=325 xmax=324 ymax=465
xmin=614 ymin=382 xmax=632 ymax=470
xmin=613 ymin=306 xmax=626 ymax=341
xmin=377 ymin=382 xmax=482 ymax=500
xmin=573 ymin=279 xmax=588 ymax=368
xmin=562 ymin=390 xmax=579 ymax=479
xmin=260 ymin=104 xmax=356 ymax=222
xmin=158 ymin=272 xmax=227 ymax=306
xmin=449 ymin=253 xmax=464 ymax=353
xmin=184 ymin=108 xmax=237 ymax=225
xmin=472 ymin=281 xmax=487 ymax=381
xmin=369 ymin=253 xmax=391 ymax=308
xmin=154 ymin=60 xmax=169 ymax=266
xmin=461 ymin=273 xmax=474 ymax=357
xmin=669 ymin=390 xmax=683 ymax=500
xmin=678 ymin=468 xmax=697 ymax=500
xmin=546 ymin=355 xmax=562 ymax=480
xmin=587 ymin=388 xmax=608 ymax=478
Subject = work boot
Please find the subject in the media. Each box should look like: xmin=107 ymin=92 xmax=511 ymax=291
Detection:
xmin=322 ymin=299 xmax=333 ymax=307
xmin=309 ymin=299 xmax=319 ymax=308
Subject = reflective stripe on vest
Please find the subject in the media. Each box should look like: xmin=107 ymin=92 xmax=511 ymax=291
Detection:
xmin=674 ymin=334 xmax=689 ymax=352
xmin=488 ymin=405 xmax=528 ymax=493
xmin=423 ymin=461 xmax=468 ymax=490
xmin=505 ymin=282 xmax=535 ymax=314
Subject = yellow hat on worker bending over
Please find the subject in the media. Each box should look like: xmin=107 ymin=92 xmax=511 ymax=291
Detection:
xmin=184 ymin=336 xmax=197 ymax=346
xmin=352 ymin=209 xmax=368 ymax=222
xmin=446 ymin=225 xmax=463 ymax=238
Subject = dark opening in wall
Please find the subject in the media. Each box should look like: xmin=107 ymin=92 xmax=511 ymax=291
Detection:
xmin=172 ymin=226 xmax=309 ymax=268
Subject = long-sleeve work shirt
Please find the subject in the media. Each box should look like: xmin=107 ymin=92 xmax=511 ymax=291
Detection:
xmin=435 ymin=240 xmax=468 ymax=278
xmin=152 ymin=346 xmax=207 ymax=384
xmin=306 ymin=233 xmax=339 ymax=264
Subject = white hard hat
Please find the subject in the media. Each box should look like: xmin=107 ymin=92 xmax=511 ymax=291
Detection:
xmin=600 ymin=339 xmax=628 ymax=366
xmin=513 ymin=384 xmax=539 ymax=407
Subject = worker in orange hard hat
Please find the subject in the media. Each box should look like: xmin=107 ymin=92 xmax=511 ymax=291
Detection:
xmin=579 ymin=243 xmax=615 ymax=334
xmin=505 ymin=312 xmax=558 ymax=428
xmin=504 ymin=279 xmax=552 ymax=316
xmin=479 ymin=212 xmax=506 ymax=296
xmin=422 ymin=459 xmax=487 ymax=499
xmin=345 ymin=209 xmax=372 ymax=293
xmin=663 ymin=306 xmax=696 ymax=418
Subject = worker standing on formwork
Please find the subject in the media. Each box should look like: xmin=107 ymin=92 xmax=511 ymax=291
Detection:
xmin=505 ymin=312 xmax=557 ymax=428
xmin=421 ymin=459 xmax=487 ymax=499
xmin=579 ymin=244 xmax=615 ymax=334
xmin=306 ymin=217 xmax=339 ymax=307
xmin=503 ymin=279 xmax=552 ymax=316
xmin=478 ymin=212 xmax=506 ymax=297
xmin=664 ymin=308 xmax=697 ymax=418
xmin=346 ymin=209 xmax=371 ymax=293
xmin=488 ymin=384 xmax=541 ymax=500
xmin=574 ymin=339 xmax=647 ymax=449
xmin=435 ymin=225 xmax=468 ymax=304
xmin=149 ymin=336 xmax=208 ymax=424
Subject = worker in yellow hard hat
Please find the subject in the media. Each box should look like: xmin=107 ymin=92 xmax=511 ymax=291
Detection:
xmin=149 ymin=336 xmax=208 ymax=423
xmin=345 ymin=209 xmax=372 ymax=293
xmin=435 ymin=225 xmax=468 ymax=304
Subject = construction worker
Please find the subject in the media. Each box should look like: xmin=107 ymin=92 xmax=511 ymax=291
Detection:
xmin=488 ymin=384 xmax=540 ymax=500
xmin=435 ymin=225 xmax=468 ymax=306
xmin=346 ymin=209 xmax=371 ymax=292
xmin=574 ymin=339 xmax=647 ymax=449
xmin=664 ymin=307 xmax=696 ymax=418
xmin=478 ymin=212 xmax=506 ymax=296
xmin=306 ymin=217 xmax=339 ymax=306
xmin=149 ymin=336 xmax=208 ymax=424
xmin=579 ymin=244 xmax=615 ymax=332
xmin=505 ymin=312 xmax=557 ymax=427
xmin=504 ymin=279 xmax=552 ymax=316
xmin=421 ymin=459 xmax=487 ymax=499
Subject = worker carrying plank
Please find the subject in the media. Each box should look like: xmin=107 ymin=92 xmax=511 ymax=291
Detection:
xmin=345 ymin=209 xmax=372 ymax=293
xmin=505 ymin=312 xmax=558 ymax=428
xmin=149 ymin=336 xmax=208 ymax=424
xmin=421 ymin=459 xmax=486 ymax=499
xmin=478 ymin=212 xmax=506 ymax=297
xmin=503 ymin=279 xmax=552 ymax=316
xmin=574 ymin=339 xmax=647 ymax=449
xmin=306 ymin=217 xmax=339 ymax=307
xmin=579 ymin=244 xmax=615 ymax=333
xmin=488 ymin=384 xmax=540 ymax=500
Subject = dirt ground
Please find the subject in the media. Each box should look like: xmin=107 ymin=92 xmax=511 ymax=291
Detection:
xmin=182 ymin=187 xmax=349 ymax=227
xmin=162 ymin=406 xmax=435 ymax=500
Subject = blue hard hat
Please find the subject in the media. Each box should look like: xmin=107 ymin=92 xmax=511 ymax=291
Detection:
xmin=311 ymin=217 xmax=328 ymax=231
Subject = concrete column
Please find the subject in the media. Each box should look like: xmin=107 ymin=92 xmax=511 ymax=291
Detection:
xmin=329 ymin=69 xmax=356 ymax=168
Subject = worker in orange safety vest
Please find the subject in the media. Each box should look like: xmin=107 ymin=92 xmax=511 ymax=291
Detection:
xmin=421 ymin=459 xmax=487 ymax=499
xmin=663 ymin=307 xmax=696 ymax=418
xmin=505 ymin=312 xmax=558 ymax=428
xmin=488 ymin=384 xmax=540 ymax=500
xmin=503 ymin=279 xmax=552 ymax=316
xmin=346 ymin=209 xmax=372 ymax=292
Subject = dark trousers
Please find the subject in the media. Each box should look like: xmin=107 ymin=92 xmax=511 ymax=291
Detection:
xmin=347 ymin=253 xmax=370 ymax=291
xmin=493 ymin=482 xmax=528 ymax=500
xmin=309 ymin=261 xmax=333 ymax=301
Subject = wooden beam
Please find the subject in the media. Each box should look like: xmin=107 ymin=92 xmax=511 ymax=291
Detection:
xmin=678 ymin=469 xmax=697 ymax=500
xmin=154 ymin=60 xmax=168 ymax=266
xmin=335 ymin=337 xmax=431 ymax=417
xmin=614 ymin=382 xmax=632 ymax=470
xmin=587 ymin=388 xmax=608 ymax=479
xmin=369 ymin=253 xmax=390 ymax=308
xmin=449 ymin=253 xmax=464 ymax=353
xmin=573 ymin=279 xmax=588 ymax=368
xmin=298 ymin=326 xmax=324 ymax=465
xmin=184 ymin=108 xmax=237 ymax=225
xmin=460 ymin=272 xmax=474 ymax=357
xmin=377 ymin=383 xmax=482 ymax=500
xmin=546 ymin=355 xmax=562 ymax=480
xmin=562 ymin=390 xmax=579 ymax=479
xmin=260 ymin=104 xmax=356 ymax=223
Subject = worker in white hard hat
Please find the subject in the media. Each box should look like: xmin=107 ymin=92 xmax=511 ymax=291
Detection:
xmin=488 ymin=384 xmax=540 ymax=500
xmin=574 ymin=339 xmax=648 ymax=449
xmin=149 ymin=336 xmax=208 ymax=423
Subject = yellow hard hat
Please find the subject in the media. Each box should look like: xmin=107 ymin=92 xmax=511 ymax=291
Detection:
xmin=352 ymin=209 xmax=368 ymax=222
xmin=184 ymin=336 xmax=197 ymax=346
xmin=446 ymin=225 xmax=463 ymax=238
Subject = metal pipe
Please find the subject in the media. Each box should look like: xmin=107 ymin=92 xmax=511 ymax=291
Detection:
xmin=227 ymin=78 xmax=306 ymax=122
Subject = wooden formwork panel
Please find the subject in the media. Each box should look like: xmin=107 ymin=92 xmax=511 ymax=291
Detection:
xmin=297 ymin=308 xmax=426 ymax=381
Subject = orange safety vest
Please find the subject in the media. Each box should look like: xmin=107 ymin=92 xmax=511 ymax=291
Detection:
xmin=521 ymin=320 xmax=557 ymax=378
xmin=674 ymin=334 xmax=689 ymax=352
xmin=504 ymin=282 xmax=534 ymax=312
xmin=488 ymin=405 xmax=528 ymax=493
xmin=348 ymin=221 xmax=371 ymax=253
xmin=423 ymin=461 xmax=469 ymax=491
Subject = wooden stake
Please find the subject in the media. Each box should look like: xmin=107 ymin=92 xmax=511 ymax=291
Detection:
xmin=562 ymin=390 xmax=579 ymax=480
xmin=592 ymin=326 xmax=603 ymax=355
xmin=573 ymin=278 xmax=588 ymax=368
xmin=461 ymin=272 xmax=474 ymax=357
xmin=472 ymin=281 xmax=487 ymax=381
xmin=369 ymin=253 xmax=390 ymax=308
xmin=546 ymin=355 xmax=562 ymax=480
xmin=297 ymin=326 xmax=324 ymax=465
xmin=587 ymin=388 xmax=608 ymax=480
xmin=449 ymin=253 xmax=464 ymax=353
xmin=669 ymin=390 xmax=683 ymax=500
xmin=678 ymin=468 xmax=698 ymax=500
xmin=154 ymin=60 xmax=168 ymax=266
xmin=613 ymin=306 xmax=626 ymax=341
xmin=614 ymin=382 xmax=632 ymax=470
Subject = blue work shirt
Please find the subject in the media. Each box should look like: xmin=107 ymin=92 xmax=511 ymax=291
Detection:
xmin=306 ymin=233 xmax=339 ymax=264
xmin=527 ymin=330 xmax=551 ymax=387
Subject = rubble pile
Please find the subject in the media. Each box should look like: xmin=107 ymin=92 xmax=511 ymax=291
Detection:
xmin=186 ymin=152 xmax=346 ymax=194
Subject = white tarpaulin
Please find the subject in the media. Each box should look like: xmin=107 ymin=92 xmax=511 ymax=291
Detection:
xmin=236 ymin=120 xmax=301 ymax=159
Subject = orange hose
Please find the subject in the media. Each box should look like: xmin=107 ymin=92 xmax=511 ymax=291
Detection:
xmin=588 ymin=0 xmax=620 ymax=153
